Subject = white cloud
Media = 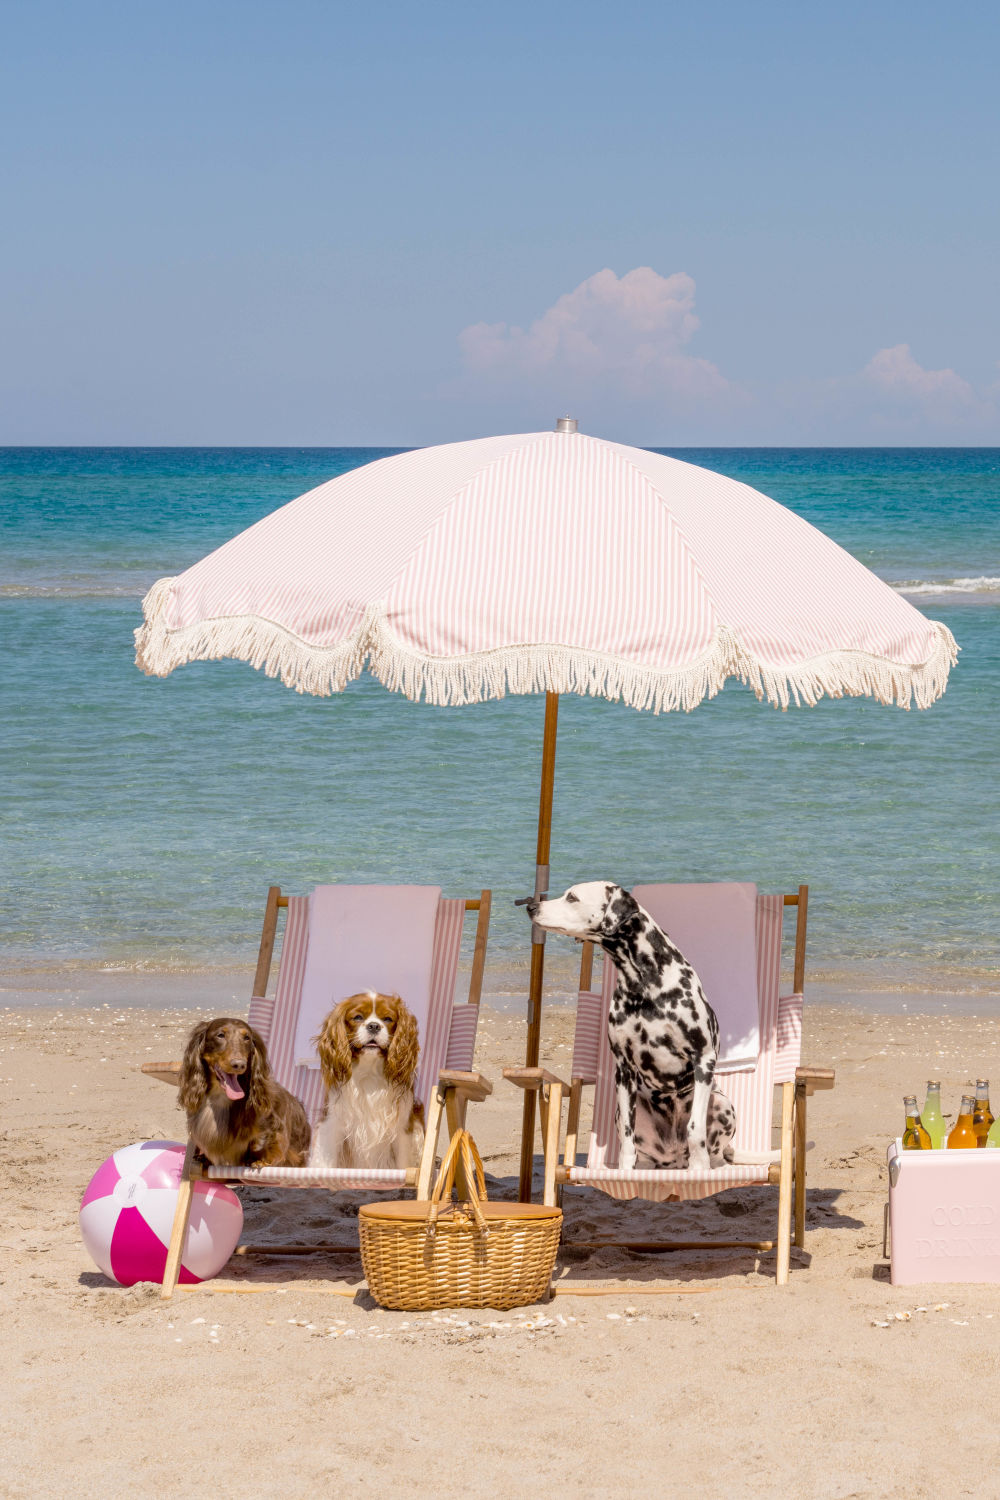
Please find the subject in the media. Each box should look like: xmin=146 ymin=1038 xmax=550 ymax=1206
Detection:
xmin=459 ymin=267 xmax=732 ymax=403
xmin=771 ymin=344 xmax=999 ymax=445
xmin=829 ymin=343 xmax=998 ymax=440
xmin=451 ymin=276 xmax=998 ymax=444
xmin=860 ymin=343 xmax=980 ymax=412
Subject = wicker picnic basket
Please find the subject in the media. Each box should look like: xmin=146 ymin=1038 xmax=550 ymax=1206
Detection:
xmin=359 ymin=1129 xmax=562 ymax=1311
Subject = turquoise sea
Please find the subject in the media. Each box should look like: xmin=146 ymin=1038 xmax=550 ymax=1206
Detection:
xmin=1 ymin=447 xmax=998 ymax=1005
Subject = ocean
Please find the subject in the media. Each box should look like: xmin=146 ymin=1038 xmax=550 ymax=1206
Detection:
xmin=1 ymin=446 xmax=997 ymax=1007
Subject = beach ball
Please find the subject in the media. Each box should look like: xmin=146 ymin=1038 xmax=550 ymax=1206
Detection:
xmin=79 ymin=1140 xmax=243 ymax=1286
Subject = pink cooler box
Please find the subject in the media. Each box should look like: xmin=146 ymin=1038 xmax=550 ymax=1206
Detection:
xmin=887 ymin=1140 xmax=1000 ymax=1285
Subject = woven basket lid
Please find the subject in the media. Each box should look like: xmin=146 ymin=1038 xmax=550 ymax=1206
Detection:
xmin=359 ymin=1200 xmax=561 ymax=1224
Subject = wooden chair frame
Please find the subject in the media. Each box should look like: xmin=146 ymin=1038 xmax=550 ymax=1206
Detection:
xmin=143 ymin=886 xmax=493 ymax=1299
xmin=506 ymin=886 xmax=834 ymax=1286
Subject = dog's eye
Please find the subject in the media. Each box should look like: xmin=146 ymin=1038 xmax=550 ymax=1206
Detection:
xmin=565 ymin=892 xmax=579 ymax=903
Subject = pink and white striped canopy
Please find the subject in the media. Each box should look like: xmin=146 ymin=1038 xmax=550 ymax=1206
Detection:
xmin=135 ymin=429 xmax=957 ymax=712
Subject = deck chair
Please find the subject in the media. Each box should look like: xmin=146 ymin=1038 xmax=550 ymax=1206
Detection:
xmin=142 ymin=884 xmax=493 ymax=1299
xmin=506 ymin=883 xmax=834 ymax=1286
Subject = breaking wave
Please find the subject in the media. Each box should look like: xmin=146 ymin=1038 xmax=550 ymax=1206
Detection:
xmin=895 ymin=575 xmax=1000 ymax=598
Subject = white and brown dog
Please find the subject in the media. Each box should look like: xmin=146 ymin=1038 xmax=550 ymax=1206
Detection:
xmin=525 ymin=882 xmax=777 ymax=1172
xmin=309 ymin=991 xmax=425 ymax=1170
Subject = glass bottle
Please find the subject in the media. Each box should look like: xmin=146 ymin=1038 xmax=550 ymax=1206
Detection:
xmin=921 ymin=1081 xmax=945 ymax=1148
xmin=902 ymin=1096 xmax=931 ymax=1150
xmin=947 ymin=1095 xmax=978 ymax=1149
xmin=972 ymin=1080 xmax=994 ymax=1148
xmin=987 ymin=1114 xmax=1000 ymax=1148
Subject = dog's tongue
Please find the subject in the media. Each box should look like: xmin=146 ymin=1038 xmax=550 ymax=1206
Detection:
xmin=217 ymin=1069 xmax=245 ymax=1101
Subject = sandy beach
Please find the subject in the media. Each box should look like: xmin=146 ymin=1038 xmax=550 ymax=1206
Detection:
xmin=3 ymin=983 xmax=1000 ymax=1497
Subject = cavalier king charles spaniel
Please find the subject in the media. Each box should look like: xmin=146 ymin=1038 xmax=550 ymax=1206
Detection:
xmin=179 ymin=1017 xmax=311 ymax=1168
xmin=309 ymin=991 xmax=425 ymax=1170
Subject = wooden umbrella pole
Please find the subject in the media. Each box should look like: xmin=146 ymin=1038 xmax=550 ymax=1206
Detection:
xmin=518 ymin=691 xmax=559 ymax=1202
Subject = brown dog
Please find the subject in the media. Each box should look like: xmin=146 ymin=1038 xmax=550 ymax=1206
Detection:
xmin=178 ymin=1017 xmax=311 ymax=1167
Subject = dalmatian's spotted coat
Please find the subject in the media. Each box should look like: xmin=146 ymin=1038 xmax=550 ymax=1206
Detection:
xmin=526 ymin=881 xmax=774 ymax=1171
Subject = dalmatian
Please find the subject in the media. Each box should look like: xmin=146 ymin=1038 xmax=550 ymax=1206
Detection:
xmin=524 ymin=882 xmax=778 ymax=1171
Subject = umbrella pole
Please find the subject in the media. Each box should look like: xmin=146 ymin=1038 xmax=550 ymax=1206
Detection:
xmin=518 ymin=691 xmax=559 ymax=1202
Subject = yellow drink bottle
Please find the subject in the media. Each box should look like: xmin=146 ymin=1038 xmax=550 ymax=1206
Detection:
xmin=947 ymin=1095 xmax=978 ymax=1149
xmin=972 ymin=1079 xmax=994 ymax=1147
xmin=921 ymin=1080 xmax=945 ymax=1148
xmin=902 ymin=1096 xmax=931 ymax=1150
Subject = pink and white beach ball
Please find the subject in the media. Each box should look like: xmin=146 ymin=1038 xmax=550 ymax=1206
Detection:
xmin=79 ymin=1140 xmax=243 ymax=1286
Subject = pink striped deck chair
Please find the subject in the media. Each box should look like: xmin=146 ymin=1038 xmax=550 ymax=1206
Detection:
xmin=143 ymin=884 xmax=492 ymax=1298
xmin=506 ymin=883 xmax=833 ymax=1286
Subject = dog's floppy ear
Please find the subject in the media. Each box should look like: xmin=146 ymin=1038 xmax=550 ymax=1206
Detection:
xmin=314 ymin=1000 xmax=354 ymax=1090
xmin=385 ymin=998 xmax=419 ymax=1092
xmin=245 ymin=1025 xmax=272 ymax=1116
xmin=600 ymin=886 xmax=640 ymax=938
xmin=178 ymin=1020 xmax=211 ymax=1113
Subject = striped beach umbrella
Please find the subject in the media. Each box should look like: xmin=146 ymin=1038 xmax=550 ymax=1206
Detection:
xmin=135 ymin=420 xmax=958 ymax=1196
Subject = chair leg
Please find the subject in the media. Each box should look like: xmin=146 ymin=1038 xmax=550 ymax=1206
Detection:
xmin=444 ymin=1087 xmax=472 ymax=1198
xmin=542 ymin=1082 xmax=563 ymax=1208
xmin=417 ymin=1085 xmax=446 ymax=1200
xmin=161 ymin=1140 xmax=198 ymax=1301
xmin=775 ymin=1081 xmax=794 ymax=1286
xmin=556 ymin=1080 xmax=581 ymax=1211
xmin=564 ymin=1080 xmax=582 ymax=1171
xmin=794 ymin=1081 xmax=808 ymax=1249
xmin=536 ymin=1084 xmax=549 ymax=1144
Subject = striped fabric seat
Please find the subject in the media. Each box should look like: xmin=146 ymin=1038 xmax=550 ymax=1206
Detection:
xmin=204 ymin=889 xmax=481 ymax=1192
xmin=566 ymin=890 xmax=800 ymax=1203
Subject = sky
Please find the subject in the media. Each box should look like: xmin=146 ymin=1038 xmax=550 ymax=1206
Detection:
xmin=1 ymin=0 xmax=998 ymax=446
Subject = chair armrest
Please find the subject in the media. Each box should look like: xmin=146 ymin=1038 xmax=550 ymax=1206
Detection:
xmin=141 ymin=1062 xmax=181 ymax=1086
xmin=437 ymin=1069 xmax=493 ymax=1103
xmin=503 ymin=1066 xmax=571 ymax=1092
xmin=796 ymin=1066 xmax=835 ymax=1094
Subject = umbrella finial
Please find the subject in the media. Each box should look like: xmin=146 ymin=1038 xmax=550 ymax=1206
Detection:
xmin=555 ymin=416 xmax=578 ymax=434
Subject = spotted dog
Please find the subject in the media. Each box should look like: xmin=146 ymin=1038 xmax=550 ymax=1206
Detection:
xmin=525 ymin=881 xmax=776 ymax=1171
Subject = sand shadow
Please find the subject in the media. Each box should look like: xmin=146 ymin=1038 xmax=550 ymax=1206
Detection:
xmin=492 ymin=1171 xmax=863 ymax=1287
xmin=79 ymin=1270 xmax=116 ymax=1289
xmin=75 ymin=1170 xmax=867 ymax=1299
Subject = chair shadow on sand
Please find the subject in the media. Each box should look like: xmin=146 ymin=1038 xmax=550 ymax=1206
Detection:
xmin=492 ymin=1172 xmax=865 ymax=1289
xmin=75 ymin=1171 xmax=868 ymax=1300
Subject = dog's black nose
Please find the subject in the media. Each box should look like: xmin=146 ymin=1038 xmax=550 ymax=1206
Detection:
xmin=366 ymin=1020 xmax=381 ymax=1033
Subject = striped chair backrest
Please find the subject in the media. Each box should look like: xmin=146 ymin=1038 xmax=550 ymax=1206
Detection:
xmin=248 ymin=893 xmax=472 ymax=1127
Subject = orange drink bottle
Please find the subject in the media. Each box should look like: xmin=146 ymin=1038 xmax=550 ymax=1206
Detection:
xmin=972 ymin=1080 xmax=994 ymax=1147
xmin=947 ymin=1095 xmax=978 ymax=1149
xmin=921 ymin=1081 xmax=945 ymax=1148
xmin=902 ymin=1096 xmax=931 ymax=1150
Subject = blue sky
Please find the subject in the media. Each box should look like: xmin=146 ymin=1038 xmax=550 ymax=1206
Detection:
xmin=2 ymin=0 xmax=997 ymax=445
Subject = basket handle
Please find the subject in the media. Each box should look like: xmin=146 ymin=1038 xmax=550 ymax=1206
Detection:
xmin=428 ymin=1129 xmax=488 ymax=1235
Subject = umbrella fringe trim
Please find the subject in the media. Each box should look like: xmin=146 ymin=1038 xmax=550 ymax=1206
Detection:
xmin=135 ymin=580 xmax=959 ymax=713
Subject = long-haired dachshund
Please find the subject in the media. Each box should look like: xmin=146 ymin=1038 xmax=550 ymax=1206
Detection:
xmin=308 ymin=991 xmax=425 ymax=1170
xmin=179 ymin=1017 xmax=311 ymax=1168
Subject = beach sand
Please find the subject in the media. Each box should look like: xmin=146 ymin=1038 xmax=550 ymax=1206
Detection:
xmin=3 ymin=988 xmax=999 ymax=1497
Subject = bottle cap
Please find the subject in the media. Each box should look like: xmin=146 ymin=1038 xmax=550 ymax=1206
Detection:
xmin=926 ymin=1080 xmax=941 ymax=1088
